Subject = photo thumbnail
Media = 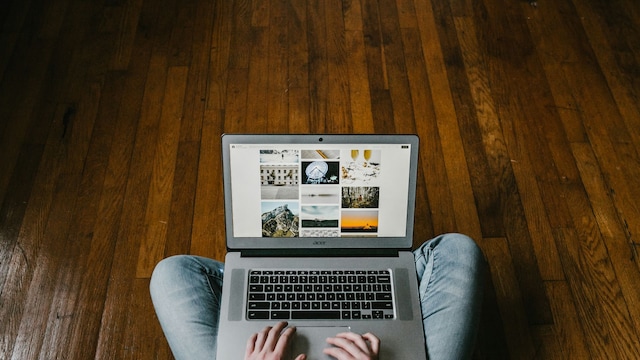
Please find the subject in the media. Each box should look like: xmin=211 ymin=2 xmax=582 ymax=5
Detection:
xmin=341 ymin=210 xmax=378 ymax=234
xmin=302 ymin=161 xmax=340 ymax=184
xmin=342 ymin=187 xmax=380 ymax=209
xmin=261 ymin=201 xmax=299 ymax=237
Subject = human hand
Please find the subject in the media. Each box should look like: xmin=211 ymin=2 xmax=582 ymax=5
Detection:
xmin=323 ymin=332 xmax=380 ymax=360
xmin=244 ymin=321 xmax=306 ymax=360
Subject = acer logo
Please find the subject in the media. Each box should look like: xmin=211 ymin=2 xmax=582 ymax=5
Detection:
xmin=313 ymin=241 xmax=326 ymax=245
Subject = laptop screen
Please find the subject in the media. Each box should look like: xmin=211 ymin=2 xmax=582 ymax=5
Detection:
xmin=222 ymin=134 xmax=419 ymax=250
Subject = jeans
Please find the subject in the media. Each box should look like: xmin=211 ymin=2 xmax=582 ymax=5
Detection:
xmin=150 ymin=233 xmax=485 ymax=360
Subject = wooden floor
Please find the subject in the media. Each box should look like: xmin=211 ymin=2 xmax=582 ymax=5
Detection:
xmin=1 ymin=0 xmax=639 ymax=358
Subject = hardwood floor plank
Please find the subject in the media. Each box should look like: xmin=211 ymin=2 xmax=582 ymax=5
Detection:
xmin=167 ymin=0 xmax=198 ymax=67
xmin=480 ymin=0 xmax=559 ymax=323
xmin=164 ymin=140 xmax=200 ymax=257
xmin=401 ymin=27 xmax=456 ymax=237
xmin=554 ymin=220 xmax=640 ymax=358
xmin=307 ymin=0 xmax=329 ymax=133
xmin=572 ymin=0 xmax=640 ymax=152
xmin=454 ymin=13 xmax=562 ymax=283
xmin=287 ymin=0 xmax=311 ymax=134
xmin=63 ymin=63 xmax=149 ymax=358
xmin=414 ymin=0 xmax=483 ymax=241
xmin=190 ymin=110 xmax=225 ymax=260
xmin=0 ymin=22 xmax=77 ymax=299
xmin=530 ymin=325 xmax=564 ymax=360
xmin=205 ymin=0 xmax=232 ymax=111
xmin=472 ymin=266 xmax=510 ymax=359
xmin=224 ymin=67 xmax=250 ymax=133
xmin=82 ymin=59 xmax=170 ymax=360
xmin=11 ymin=64 xmax=122 ymax=358
xmin=110 ymin=0 xmax=143 ymax=70
xmin=541 ymin=1 xmax=640 ymax=252
xmin=378 ymin=0 xmax=415 ymax=133
xmin=345 ymin=30 xmax=374 ymax=133
xmin=34 ymin=82 xmax=104 ymax=360
xmin=0 ymin=11 xmax=57 ymax=212
xmin=396 ymin=0 xmax=418 ymax=29
xmin=164 ymin=0 xmax=217 ymax=258
xmin=360 ymin=1 xmax=396 ymax=133
xmin=120 ymin=279 xmax=170 ymax=359
xmin=0 ymin=144 xmax=44 ymax=292
xmin=0 ymin=0 xmax=34 ymax=82
xmin=480 ymin=237 xmax=536 ymax=358
xmin=325 ymin=0 xmax=352 ymax=133
xmin=228 ymin=0 xmax=252 ymax=70
xmin=544 ymin=281 xmax=591 ymax=359
xmin=246 ymin=26 xmax=269 ymax=133
xmin=523 ymin=1 xmax=589 ymax=144
xmin=571 ymin=142 xmax=640 ymax=333
xmin=267 ymin=0 xmax=290 ymax=133
xmin=568 ymin=58 xmax=640 ymax=260
xmin=343 ymin=0 xmax=364 ymax=31
xmin=178 ymin=0 xmax=213 ymax=142
xmin=251 ymin=0 xmax=269 ymax=28
xmin=136 ymin=66 xmax=189 ymax=278
xmin=0 ymin=106 xmax=73 ymax=358
xmin=361 ymin=0 xmax=388 ymax=92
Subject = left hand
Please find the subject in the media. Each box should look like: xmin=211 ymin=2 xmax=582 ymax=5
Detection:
xmin=244 ymin=321 xmax=306 ymax=360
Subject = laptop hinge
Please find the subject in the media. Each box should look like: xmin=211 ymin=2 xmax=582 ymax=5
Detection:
xmin=238 ymin=248 xmax=402 ymax=258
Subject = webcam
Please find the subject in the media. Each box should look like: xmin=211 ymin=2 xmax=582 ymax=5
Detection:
xmin=318 ymin=137 xmax=323 ymax=142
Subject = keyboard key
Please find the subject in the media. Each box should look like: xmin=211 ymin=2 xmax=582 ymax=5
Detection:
xmin=248 ymin=302 xmax=270 ymax=309
xmin=271 ymin=311 xmax=290 ymax=320
xmin=248 ymin=311 xmax=269 ymax=319
xmin=376 ymin=293 xmax=392 ymax=301
xmin=372 ymin=302 xmax=393 ymax=309
xmin=292 ymin=311 xmax=341 ymax=320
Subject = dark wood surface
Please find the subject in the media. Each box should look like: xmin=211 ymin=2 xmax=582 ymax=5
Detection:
xmin=1 ymin=0 xmax=639 ymax=358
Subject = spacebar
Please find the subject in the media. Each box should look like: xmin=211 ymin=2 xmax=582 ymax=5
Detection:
xmin=291 ymin=311 xmax=341 ymax=320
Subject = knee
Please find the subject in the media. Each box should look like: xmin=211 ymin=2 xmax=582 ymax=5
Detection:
xmin=440 ymin=233 xmax=484 ymax=265
xmin=150 ymin=255 xmax=225 ymax=297
xmin=150 ymin=255 xmax=187 ymax=297
xmin=423 ymin=233 xmax=486 ymax=273
xmin=150 ymin=255 xmax=208 ymax=300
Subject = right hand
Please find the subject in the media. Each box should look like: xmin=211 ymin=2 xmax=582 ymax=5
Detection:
xmin=323 ymin=332 xmax=380 ymax=360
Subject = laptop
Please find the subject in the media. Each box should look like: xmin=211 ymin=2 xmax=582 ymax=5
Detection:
xmin=216 ymin=134 xmax=426 ymax=359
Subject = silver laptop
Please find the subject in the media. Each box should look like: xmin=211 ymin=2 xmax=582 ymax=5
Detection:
xmin=216 ymin=134 xmax=426 ymax=359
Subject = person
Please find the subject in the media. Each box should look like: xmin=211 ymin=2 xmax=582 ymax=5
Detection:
xmin=150 ymin=233 xmax=486 ymax=360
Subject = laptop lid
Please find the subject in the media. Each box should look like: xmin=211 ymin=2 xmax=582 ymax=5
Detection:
xmin=221 ymin=134 xmax=419 ymax=253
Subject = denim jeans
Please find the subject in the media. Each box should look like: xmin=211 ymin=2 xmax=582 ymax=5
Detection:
xmin=150 ymin=233 xmax=485 ymax=360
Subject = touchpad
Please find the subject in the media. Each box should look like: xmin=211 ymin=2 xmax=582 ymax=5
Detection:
xmin=290 ymin=326 xmax=350 ymax=360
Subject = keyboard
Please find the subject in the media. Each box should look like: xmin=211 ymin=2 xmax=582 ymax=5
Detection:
xmin=246 ymin=269 xmax=395 ymax=321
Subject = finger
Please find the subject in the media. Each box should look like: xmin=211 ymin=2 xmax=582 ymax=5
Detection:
xmin=294 ymin=354 xmax=307 ymax=360
xmin=326 ymin=335 xmax=364 ymax=357
xmin=245 ymin=332 xmax=258 ymax=358
xmin=254 ymin=325 xmax=272 ymax=350
xmin=362 ymin=333 xmax=380 ymax=355
xmin=334 ymin=332 xmax=371 ymax=354
xmin=265 ymin=322 xmax=289 ymax=350
xmin=323 ymin=345 xmax=351 ymax=360
xmin=273 ymin=326 xmax=296 ymax=354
